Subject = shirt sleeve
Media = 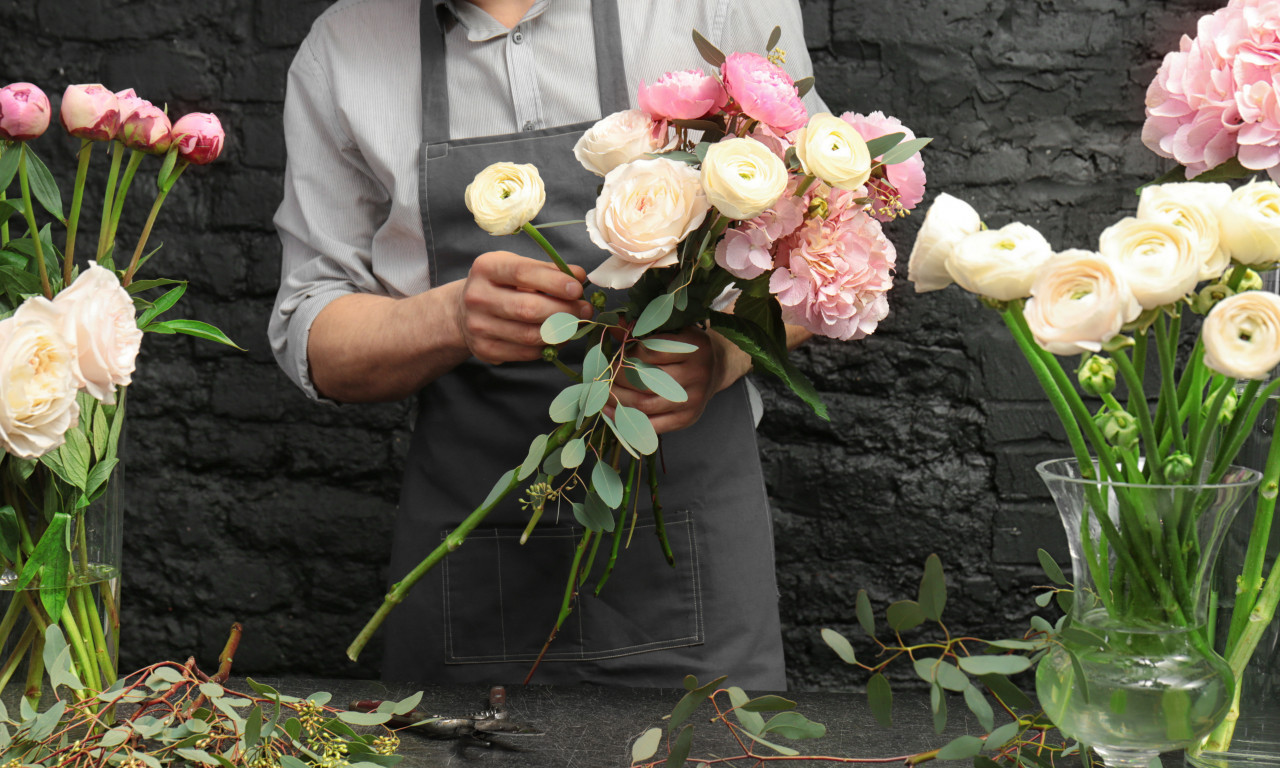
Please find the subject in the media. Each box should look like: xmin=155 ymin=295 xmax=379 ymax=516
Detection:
xmin=720 ymin=0 xmax=830 ymax=115
xmin=269 ymin=35 xmax=395 ymax=403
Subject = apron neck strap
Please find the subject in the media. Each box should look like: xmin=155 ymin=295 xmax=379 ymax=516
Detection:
xmin=420 ymin=0 xmax=628 ymax=145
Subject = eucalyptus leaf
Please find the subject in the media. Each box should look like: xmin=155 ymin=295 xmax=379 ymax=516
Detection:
xmin=245 ymin=704 xmax=263 ymax=750
xmin=964 ymin=684 xmax=996 ymax=732
xmin=560 ymin=438 xmax=587 ymax=468
xmin=30 ymin=700 xmax=65 ymax=742
xmin=885 ymin=600 xmax=926 ymax=632
xmin=1068 ymin=648 xmax=1090 ymax=704
xmin=1037 ymin=548 xmax=1068 ymax=585
xmin=986 ymin=638 xmax=1042 ymax=651
xmin=632 ymin=727 xmax=662 ymax=763
xmin=864 ymin=132 xmax=905 ymax=158
xmin=519 ymin=434 xmax=549 ymax=481
xmin=958 ymin=655 xmax=1032 ymax=676
xmin=175 ymin=749 xmax=220 ymax=766
xmin=667 ymin=724 xmax=694 ymax=768
xmin=638 ymin=338 xmax=698 ymax=354
xmin=728 ymin=686 xmax=765 ymax=735
xmin=821 ymin=627 xmax=856 ymax=665
xmin=613 ymin=405 xmax=658 ymax=455
xmin=979 ymin=673 xmax=1035 ymax=711
xmin=740 ymin=695 xmax=797 ymax=713
xmin=539 ymin=312 xmax=582 ymax=344
xmin=932 ymin=684 xmax=948 ymax=733
xmin=338 ymin=711 xmax=393 ymax=726
xmin=100 ymin=725 xmax=132 ymax=747
xmin=918 ymin=553 xmax=946 ymax=621
xmin=480 ymin=469 xmax=516 ymax=511
xmin=580 ymin=380 xmax=610 ymax=418
xmin=984 ymin=720 xmax=1021 ymax=751
xmin=669 ymin=674 xmax=727 ymax=731
xmin=633 ymin=293 xmax=676 ymax=337
xmin=765 ymin=25 xmax=781 ymax=52
xmin=583 ymin=343 xmax=610 ymax=382
xmin=761 ymin=710 xmax=825 ymax=740
xmin=549 ymin=383 xmax=585 ymax=423
xmin=577 ymin=492 xmax=616 ymax=532
xmin=591 ymin=461 xmax=623 ymax=507
xmin=867 ymin=672 xmax=893 ymax=727
xmin=856 ymin=589 xmax=875 ymax=637
xmin=880 ymin=137 xmax=932 ymax=165
xmin=739 ymin=728 xmax=801 ymax=756
xmin=794 ymin=76 xmax=815 ymax=98
xmin=691 ymin=28 xmax=727 ymax=68
xmin=629 ymin=359 xmax=688 ymax=402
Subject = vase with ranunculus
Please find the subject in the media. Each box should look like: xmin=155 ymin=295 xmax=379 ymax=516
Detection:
xmin=0 ymin=80 xmax=233 ymax=708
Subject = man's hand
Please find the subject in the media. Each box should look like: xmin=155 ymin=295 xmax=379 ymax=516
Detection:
xmin=456 ymin=250 xmax=593 ymax=364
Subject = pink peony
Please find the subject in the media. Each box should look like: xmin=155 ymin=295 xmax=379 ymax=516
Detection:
xmin=114 ymin=88 xmax=150 ymax=124
xmin=60 ymin=84 xmax=120 ymax=141
xmin=715 ymin=177 xmax=809 ymax=279
xmin=638 ymin=69 xmax=727 ymax=121
xmin=120 ymin=102 xmax=172 ymax=154
xmin=768 ymin=188 xmax=896 ymax=340
xmin=840 ymin=110 xmax=927 ymax=220
xmin=171 ymin=112 xmax=225 ymax=165
xmin=0 ymin=82 xmax=51 ymax=141
xmin=721 ymin=52 xmax=807 ymax=133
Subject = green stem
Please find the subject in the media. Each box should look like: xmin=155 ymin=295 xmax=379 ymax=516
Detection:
xmin=1225 ymin=394 xmax=1280 ymax=651
xmin=17 ymin=145 xmax=52 ymax=299
xmin=64 ymin=139 xmax=93 ymax=284
xmin=1156 ymin=313 xmax=1186 ymax=455
xmin=21 ymin=623 xmax=44 ymax=710
xmin=794 ymin=174 xmax=816 ymax=197
xmin=103 ymin=149 xmax=144 ymax=263
xmin=595 ymin=458 xmax=638 ymax=597
xmin=122 ymin=171 xmax=178 ymax=287
xmin=521 ymin=221 xmax=575 ymax=278
xmin=1110 ymin=351 xmax=1163 ymax=482
xmin=0 ymin=620 xmax=38 ymax=693
xmin=647 ymin=452 xmax=675 ymax=567
xmin=78 ymin=582 xmax=117 ymax=686
xmin=96 ymin=142 xmax=124 ymax=262
xmin=60 ymin=600 xmax=100 ymax=692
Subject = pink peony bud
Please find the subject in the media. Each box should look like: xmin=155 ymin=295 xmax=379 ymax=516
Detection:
xmin=720 ymin=52 xmax=807 ymax=133
xmin=60 ymin=84 xmax=121 ymax=141
xmin=114 ymin=88 xmax=150 ymax=125
xmin=637 ymin=69 xmax=728 ymax=121
xmin=119 ymin=103 xmax=172 ymax=154
xmin=0 ymin=82 xmax=52 ymax=141
xmin=171 ymin=112 xmax=224 ymax=165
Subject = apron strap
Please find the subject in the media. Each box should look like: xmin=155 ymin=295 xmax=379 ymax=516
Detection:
xmin=419 ymin=0 xmax=627 ymax=145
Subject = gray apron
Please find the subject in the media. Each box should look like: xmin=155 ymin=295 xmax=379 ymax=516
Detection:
xmin=383 ymin=0 xmax=785 ymax=688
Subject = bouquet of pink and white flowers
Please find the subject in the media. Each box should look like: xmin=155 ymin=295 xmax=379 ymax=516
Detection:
xmin=0 ymin=80 xmax=233 ymax=707
xmin=347 ymin=29 xmax=929 ymax=671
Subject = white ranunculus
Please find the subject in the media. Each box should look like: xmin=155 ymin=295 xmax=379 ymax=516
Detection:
xmin=1202 ymin=290 xmax=1280 ymax=380
xmin=1098 ymin=216 xmax=1202 ymax=309
xmin=573 ymin=109 xmax=669 ymax=177
xmin=700 ymin=137 xmax=788 ymax=220
xmin=1220 ymin=179 xmax=1280 ymax=267
xmin=0 ymin=300 xmax=81 ymax=459
xmin=586 ymin=157 xmax=710 ymax=289
xmin=53 ymin=262 xmax=142 ymax=404
xmin=793 ymin=112 xmax=871 ymax=191
xmin=906 ymin=193 xmax=982 ymax=292
xmin=1136 ymin=181 xmax=1232 ymax=280
xmin=463 ymin=162 xmax=546 ymax=236
xmin=945 ymin=222 xmax=1053 ymax=301
xmin=1024 ymin=249 xmax=1142 ymax=356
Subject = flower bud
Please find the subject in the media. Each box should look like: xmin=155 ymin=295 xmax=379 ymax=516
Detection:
xmin=0 ymin=82 xmax=51 ymax=141
xmin=59 ymin=84 xmax=120 ymax=141
xmin=1193 ymin=281 xmax=1235 ymax=314
xmin=119 ymin=103 xmax=172 ymax=154
xmin=171 ymin=112 xmax=224 ymax=165
xmin=464 ymin=161 xmax=546 ymax=236
xmin=1212 ymin=386 xmax=1239 ymax=426
xmin=1163 ymin=452 xmax=1195 ymax=483
xmin=1239 ymin=269 xmax=1264 ymax=293
xmin=1078 ymin=356 xmax=1118 ymax=396
xmin=1096 ymin=409 xmax=1140 ymax=451
xmin=541 ymin=346 xmax=558 ymax=362
xmin=590 ymin=291 xmax=608 ymax=310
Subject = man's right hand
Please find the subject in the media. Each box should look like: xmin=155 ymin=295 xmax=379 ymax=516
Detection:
xmin=454 ymin=250 xmax=593 ymax=365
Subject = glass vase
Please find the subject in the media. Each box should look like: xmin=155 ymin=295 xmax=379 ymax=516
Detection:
xmin=0 ymin=468 xmax=121 ymax=706
xmin=1035 ymin=458 xmax=1261 ymax=768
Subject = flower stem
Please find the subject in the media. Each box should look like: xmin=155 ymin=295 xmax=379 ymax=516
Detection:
xmin=647 ymin=452 xmax=675 ymax=567
xmin=64 ymin=139 xmax=94 ymax=284
xmin=122 ymin=167 xmax=180 ymax=286
xmin=96 ymin=142 xmax=124 ymax=262
xmin=521 ymin=221 xmax=575 ymax=278
xmin=17 ymin=145 xmax=53 ymax=299
xmin=102 ymin=149 xmax=144 ymax=264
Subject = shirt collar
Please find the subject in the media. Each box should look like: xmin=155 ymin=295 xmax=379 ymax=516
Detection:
xmin=438 ymin=0 xmax=551 ymax=42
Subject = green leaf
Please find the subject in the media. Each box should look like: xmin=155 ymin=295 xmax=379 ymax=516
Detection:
xmin=634 ymin=292 xmax=676 ymax=337
xmin=580 ymin=380 xmax=610 ymax=419
xmin=601 ymin=413 xmax=639 ymax=459
xmin=976 ymin=757 xmax=1003 ymax=768
xmin=691 ymin=28 xmax=726 ymax=68
xmin=1059 ymin=626 xmax=1107 ymax=651
xmin=979 ymin=673 xmax=1035 ymax=711
xmin=175 ymin=749 xmax=220 ymax=766
xmin=728 ymin=686 xmax=765 ymax=735
xmin=125 ymin=277 xmax=185 ymax=294
xmin=984 ymin=720 xmax=1021 ymax=751
xmin=549 ymin=383 xmax=585 ymax=423
xmin=740 ymin=695 xmax=796 ymax=713
xmin=864 ymin=132 xmax=905 ymax=159
xmin=16 ymin=513 xmax=71 ymax=619
xmin=761 ymin=711 xmax=825 ymax=740
xmin=100 ymin=725 xmax=132 ymax=747
xmin=575 ymin=494 xmax=615 ymax=532
xmin=338 ymin=711 xmax=392 ymax=726
xmin=667 ymin=724 xmax=694 ymax=768
xmin=821 ymin=627 xmax=857 ymax=665
xmin=1037 ymin=548 xmax=1067 ymax=585
xmin=583 ymin=343 xmax=610 ymax=382
xmin=560 ymin=438 xmax=586 ymax=468
xmin=739 ymin=728 xmax=801 ymax=755
xmin=958 ymin=655 xmax=1032 ymax=676
xmin=91 ymin=402 xmax=110 ymax=460
xmin=30 ymin=700 xmax=65 ymax=741
xmin=86 ymin=457 xmax=118 ymax=498
xmin=964 ymin=684 xmax=995 ymax=732
xmin=856 ymin=589 xmax=875 ymax=637
xmin=157 ymin=148 xmax=180 ymax=190
xmin=669 ymin=674 xmax=726 ymax=731
xmin=628 ymin=359 xmax=687 ymax=402
xmin=867 ymin=673 xmax=893 ymax=727
xmin=0 ymin=506 xmax=18 ymax=561
xmin=794 ymin=76 xmax=815 ymax=98
xmin=540 ymin=312 xmax=582 ymax=344
xmin=144 ymin=318 xmax=243 ymax=349
xmin=765 ymin=25 xmax=781 ymax=52
xmin=918 ymin=553 xmax=946 ymax=621
xmin=244 ymin=704 xmax=263 ymax=751
xmin=613 ymin=405 xmax=658 ymax=455
xmin=938 ymin=735 xmax=985 ymax=761
xmin=1034 ymin=591 xmax=1054 ymax=608
xmin=23 ymin=147 xmax=64 ymax=222
xmin=480 ymin=469 xmax=516 ymax=512
xmin=886 ymin=600 xmax=926 ymax=632
xmin=935 ymin=660 xmax=969 ymax=692
xmin=136 ymin=283 xmax=187 ymax=328
xmin=638 ymin=338 xmax=698 ymax=354
xmin=591 ymin=460 xmax=623 ymax=507
xmin=632 ymin=727 xmax=662 ymax=763
xmin=541 ymin=446 xmax=565 ymax=476
xmin=1067 ymin=648 xmax=1090 ymax=704
xmin=0 ymin=146 xmax=20 ymax=191
xmin=710 ymin=311 xmax=828 ymax=420
xmin=653 ymin=150 xmax=700 ymax=165
xmin=880 ymin=137 xmax=932 ymax=165
xmin=986 ymin=638 xmax=1043 ymax=651
xmin=519 ymin=434 xmax=549 ymax=481
xmin=280 ymin=757 xmax=310 ymax=768
xmin=931 ymin=683 xmax=948 ymax=733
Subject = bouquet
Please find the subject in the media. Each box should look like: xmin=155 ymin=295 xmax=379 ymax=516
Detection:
xmin=0 ymin=80 xmax=234 ymax=707
xmin=346 ymin=29 xmax=929 ymax=670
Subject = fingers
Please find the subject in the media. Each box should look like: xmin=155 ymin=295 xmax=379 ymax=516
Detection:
xmin=475 ymin=250 xmax=587 ymax=302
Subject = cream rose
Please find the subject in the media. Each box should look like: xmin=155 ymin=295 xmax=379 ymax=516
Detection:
xmin=945 ymin=222 xmax=1052 ymax=301
xmin=0 ymin=300 xmax=81 ymax=459
xmin=573 ymin=109 xmax=669 ymax=177
xmin=700 ymin=137 xmax=788 ymax=220
xmin=463 ymin=162 xmax=546 ymax=236
xmin=1220 ymin=179 xmax=1280 ymax=267
xmin=794 ymin=112 xmax=871 ymax=191
xmin=1098 ymin=216 xmax=1202 ymax=309
xmin=1202 ymin=290 xmax=1280 ymax=380
xmin=1136 ymin=181 xmax=1231 ymax=280
xmin=53 ymin=262 xmax=143 ymax=404
xmin=907 ymin=193 xmax=983 ymax=292
xmin=1024 ymin=249 xmax=1142 ymax=356
xmin=585 ymin=157 xmax=710 ymax=289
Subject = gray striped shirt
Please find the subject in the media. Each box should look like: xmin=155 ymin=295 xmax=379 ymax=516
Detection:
xmin=270 ymin=0 xmax=827 ymax=400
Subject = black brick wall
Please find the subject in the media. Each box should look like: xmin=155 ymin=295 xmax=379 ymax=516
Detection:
xmin=0 ymin=0 xmax=1230 ymax=688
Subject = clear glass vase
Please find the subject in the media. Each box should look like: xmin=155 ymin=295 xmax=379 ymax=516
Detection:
xmin=1035 ymin=458 xmax=1262 ymax=768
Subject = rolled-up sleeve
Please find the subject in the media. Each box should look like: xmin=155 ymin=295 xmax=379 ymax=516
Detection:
xmin=269 ymin=36 xmax=394 ymax=402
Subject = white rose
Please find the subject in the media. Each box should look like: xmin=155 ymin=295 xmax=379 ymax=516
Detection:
xmin=1202 ymin=290 xmax=1280 ymax=380
xmin=1098 ymin=217 xmax=1202 ymax=309
xmin=463 ymin=162 xmax=546 ymax=236
xmin=1220 ymin=179 xmax=1280 ymax=267
xmin=586 ymin=158 xmax=711 ymax=290
xmin=0 ymin=300 xmax=81 ymax=459
xmin=53 ymin=262 xmax=142 ymax=404
xmin=794 ymin=112 xmax=871 ymax=191
xmin=1024 ymin=249 xmax=1142 ymax=356
xmin=573 ymin=109 xmax=669 ymax=177
xmin=1136 ymin=181 xmax=1232 ymax=280
xmin=945 ymin=222 xmax=1053 ymax=301
xmin=907 ymin=193 xmax=982 ymax=292
xmin=700 ymin=137 xmax=788 ymax=220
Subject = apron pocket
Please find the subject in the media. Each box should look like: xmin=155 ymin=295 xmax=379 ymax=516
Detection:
xmin=440 ymin=508 xmax=704 ymax=664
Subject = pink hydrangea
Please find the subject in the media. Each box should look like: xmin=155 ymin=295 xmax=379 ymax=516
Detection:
xmin=638 ymin=69 xmax=727 ymax=121
xmin=715 ymin=178 xmax=809 ymax=279
xmin=721 ymin=52 xmax=807 ymax=133
xmin=769 ymin=189 xmax=896 ymax=340
xmin=840 ymin=111 xmax=927 ymax=220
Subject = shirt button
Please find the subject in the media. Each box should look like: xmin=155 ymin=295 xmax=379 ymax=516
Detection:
xmin=512 ymin=30 xmax=525 ymax=44
xmin=522 ymin=120 xmax=536 ymax=131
